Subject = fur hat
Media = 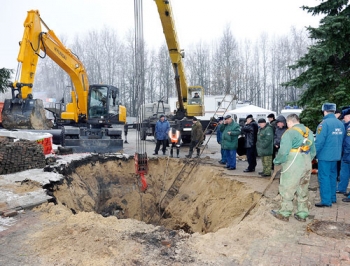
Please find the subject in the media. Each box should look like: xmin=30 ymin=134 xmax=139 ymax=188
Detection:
xmin=258 ymin=118 xmax=266 ymax=123
xmin=322 ymin=103 xmax=336 ymax=112
xmin=341 ymin=108 xmax=350 ymax=119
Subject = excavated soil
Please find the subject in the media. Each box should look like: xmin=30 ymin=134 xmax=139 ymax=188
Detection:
xmin=3 ymin=155 xmax=322 ymax=265
xmin=51 ymin=156 xmax=259 ymax=234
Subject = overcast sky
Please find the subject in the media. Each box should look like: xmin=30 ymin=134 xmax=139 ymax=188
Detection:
xmin=1 ymin=0 xmax=322 ymax=71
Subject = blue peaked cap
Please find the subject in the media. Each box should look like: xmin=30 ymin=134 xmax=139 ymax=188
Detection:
xmin=321 ymin=103 xmax=336 ymax=111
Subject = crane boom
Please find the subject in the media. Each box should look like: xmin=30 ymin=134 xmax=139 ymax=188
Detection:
xmin=154 ymin=0 xmax=204 ymax=118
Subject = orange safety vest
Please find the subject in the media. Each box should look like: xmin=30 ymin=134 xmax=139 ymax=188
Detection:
xmin=168 ymin=130 xmax=180 ymax=143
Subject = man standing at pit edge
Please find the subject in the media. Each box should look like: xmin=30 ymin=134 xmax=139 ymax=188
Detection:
xmin=153 ymin=114 xmax=170 ymax=155
xmin=220 ymin=114 xmax=241 ymax=170
xmin=315 ymin=103 xmax=344 ymax=207
xmin=241 ymin=114 xmax=258 ymax=172
xmin=185 ymin=117 xmax=204 ymax=158
xmin=271 ymin=114 xmax=316 ymax=222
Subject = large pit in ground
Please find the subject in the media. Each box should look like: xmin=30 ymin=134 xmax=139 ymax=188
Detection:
xmin=50 ymin=155 xmax=260 ymax=234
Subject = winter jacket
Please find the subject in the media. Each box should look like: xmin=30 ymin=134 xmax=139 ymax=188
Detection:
xmin=269 ymin=119 xmax=277 ymax=133
xmin=220 ymin=121 xmax=241 ymax=150
xmin=256 ymin=124 xmax=274 ymax=156
xmin=216 ymin=123 xmax=223 ymax=144
xmin=241 ymin=120 xmax=258 ymax=148
xmin=191 ymin=121 xmax=204 ymax=142
xmin=315 ymin=113 xmax=344 ymax=161
xmin=155 ymin=119 xmax=170 ymax=140
xmin=342 ymin=121 xmax=350 ymax=163
xmin=274 ymin=115 xmax=287 ymax=148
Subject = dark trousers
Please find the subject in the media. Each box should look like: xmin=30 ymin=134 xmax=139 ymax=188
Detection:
xmin=246 ymin=146 xmax=257 ymax=171
xmin=155 ymin=139 xmax=167 ymax=154
xmin=272 ymin=146 xmax=278 ymax=170
xmin=189 ymin=140 xmax=200 ymax=155
xmin=170 ymin=142 xmax=180 ymax=157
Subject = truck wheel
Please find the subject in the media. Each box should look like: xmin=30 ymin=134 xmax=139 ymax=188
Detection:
xmin=181 ymin=136 xmax=191 ymax=144
xmin=140 ymin=130 xmax=146 ymax=140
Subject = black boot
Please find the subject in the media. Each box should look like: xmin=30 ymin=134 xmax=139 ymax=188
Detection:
xmin=185 ymin=151 xmax=193 ymax=158
xmin=170 ymin=149 xmax=173 ymax=158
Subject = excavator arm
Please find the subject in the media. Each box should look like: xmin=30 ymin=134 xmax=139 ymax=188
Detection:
xmin=15 ymin=10 xmax=89 ymax=123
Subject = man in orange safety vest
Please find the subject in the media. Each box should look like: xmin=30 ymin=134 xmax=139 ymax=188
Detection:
xmin=168 ymin=127 xmax=181 ymax=158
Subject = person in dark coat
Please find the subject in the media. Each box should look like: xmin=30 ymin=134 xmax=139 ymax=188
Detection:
xmin=153 ymin=115 xmax=170 ymax=155
xmin=274 ymin=115 xmax=287 ymax=155
xmin=337 ymin=108 xmax=350 ymax=200
xmin=185 ymin=117 xmax=204 ymax=158
xmin=267 ymin=113 xmax=277 ymax=129
xmin=267 ymin=113 xmax=277 ymax=169
xmin=315 ymin=103 xmax=344 ymax=207
xmin=216 ymin=117 xmax=227 ymax=164
xmin=220 ymin=114 xmax=241 ymax=170
xmin=256 ymin=118 xmax=274 ymax=177
xmin=241 ymin=114 xmax=258 ymax=172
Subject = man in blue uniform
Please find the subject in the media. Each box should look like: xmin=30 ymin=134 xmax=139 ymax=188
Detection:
xmin=315 ymin=103 xmax=344 ymax=207
xmin=337 ymin=108 xmax=350 ymax=201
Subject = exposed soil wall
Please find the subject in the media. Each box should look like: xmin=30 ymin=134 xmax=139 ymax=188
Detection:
xmin=52 ymin=156 xmax=259 ymax=234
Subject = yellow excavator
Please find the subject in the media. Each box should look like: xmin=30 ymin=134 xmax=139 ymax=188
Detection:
xmin=2 ymin=10 xmax=126 ymax=152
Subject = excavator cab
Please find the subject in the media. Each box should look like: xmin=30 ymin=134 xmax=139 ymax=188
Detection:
xmin=87 ymin=85 xmax=126 ymax=127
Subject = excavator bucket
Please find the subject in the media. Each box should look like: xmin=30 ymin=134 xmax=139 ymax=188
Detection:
xmin=2 ymin=98 xmax=53 ymax=130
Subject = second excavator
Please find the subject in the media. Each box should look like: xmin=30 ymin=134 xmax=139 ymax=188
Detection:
xmin=2 ymin=10 xmax=126 ymax=153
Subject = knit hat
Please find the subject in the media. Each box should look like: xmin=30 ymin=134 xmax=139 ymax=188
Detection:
xmin=246 ymin=114 xmax=253 ymax=120
xmin=322 ymin=103 xmax=336 ymax=112
xmin=192 ymin=117 xmax=198 ymax=121
xmin=160 ymin=114 xmax=165 ymax=118
xmin=258 ymin=118 xmax=266 ymax=123
xmin=267 ymin=113 xmax=275 ymax=119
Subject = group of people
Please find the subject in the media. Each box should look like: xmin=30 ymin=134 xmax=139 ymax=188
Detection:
xmin=271 ymin=102 xmax=350 ymax=223
xmin=216 ymin=102 xmax=350 ymax=223
xmin=152 ymin=115 xmax=204 ymax=158
xmin=217 ymin=113 xmax=288 ymax=178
